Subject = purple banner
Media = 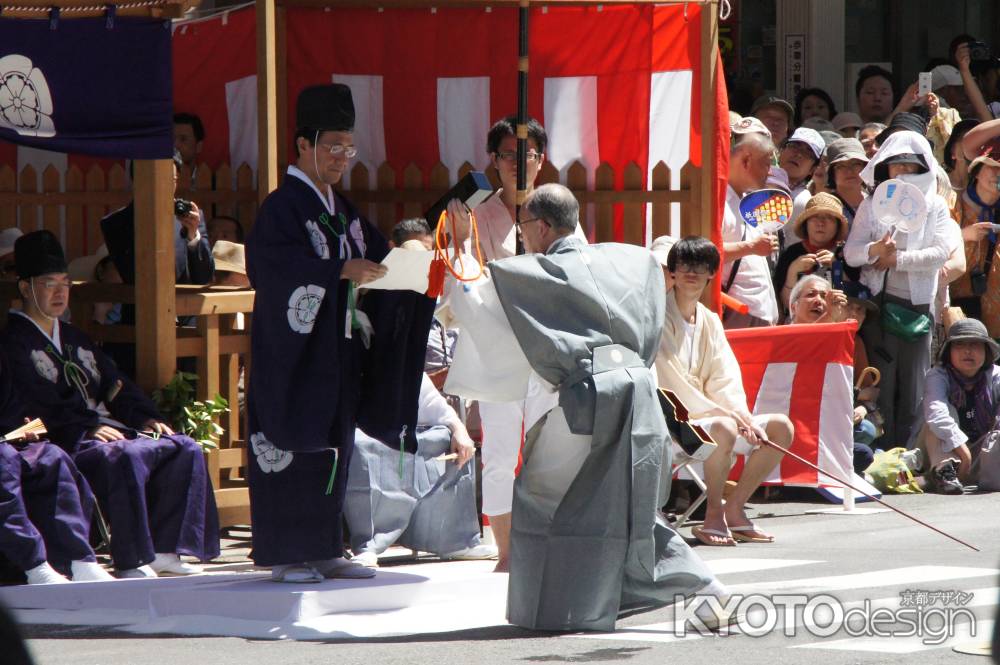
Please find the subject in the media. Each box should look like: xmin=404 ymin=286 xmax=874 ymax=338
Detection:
xmin=0 ymin=16 xmax=173 ymax=159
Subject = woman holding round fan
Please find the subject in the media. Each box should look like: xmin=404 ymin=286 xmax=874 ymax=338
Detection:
xmin=844 ymin=131 xmax=955 ymax=448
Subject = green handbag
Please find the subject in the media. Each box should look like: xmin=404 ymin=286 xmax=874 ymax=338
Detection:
xmin=881 ymin=301 xmax=931 ymax=341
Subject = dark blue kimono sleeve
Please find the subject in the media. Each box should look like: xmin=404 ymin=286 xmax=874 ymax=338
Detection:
xmin=0 ymin=356 xmax=27 ymax=435
xmin=245 ymin=190 xmax=354 ymax=449
xmin=0 ymin=337 xmax=98 ymax=450
xmin=96 ymin=345 xmax=161 ymax=428
xmin=183 ymin=214 xmax=214 ymax=285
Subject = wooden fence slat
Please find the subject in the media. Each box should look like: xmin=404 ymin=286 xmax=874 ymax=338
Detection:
xmin=376 ymin=162 xmax=396 ymax=231
xmin=622 ymin=161 xmax=644 ymax=246
xmin=650 ymin=161 xmax=671 ymax=241
xmin=349 ymin=161 xmax=373 ymax=233
xmin=537 ymin=161 xmax=559 ymax=187
xmin=0 ymin=165 xmax=15 ymax=229
xmin=680 ymin=162 xmax=700 ymax=239
xmin=84 ymin=165 xmax=107 ymax=255
xmin=402 ymin=163 xmax=423 ymax=221
xmin=64 ymin=166 xmax=85 ymax=261
xmin=594 ymin=162 xmax=614 ymax=243
xmin=457 ymin=161 xmax=475 ymax=182
xmin=236 ymin=164 xmax=256 ymax=229
xmin=18 ymin=165 xmax=37 ymax=232
xmin=215 ymin=164 xmax=233 ymax=218
xmin=42 ymin=165 xmax=62 ymax=247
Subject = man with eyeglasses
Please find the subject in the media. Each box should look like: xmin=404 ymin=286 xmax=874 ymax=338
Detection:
xmin=0 ymin=227 xmax=22 ymax=280
xmin=653 ymin=236 xmax=793 ymax=547
xmin=442 ymin=185 xmax=735 ymax=632
xmin=244 ymin=84 xmax=434 ymax=583
xmin=2 ymin=230 xmax=220 ymax=579
xmin=443 ymin=115 xmax=548 ymax=573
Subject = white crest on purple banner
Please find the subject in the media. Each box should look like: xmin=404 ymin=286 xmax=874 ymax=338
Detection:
xmin=286 ymin=284 xmax=326 ymax=334
xmin=0 ymin=55 xmax=55 ymax=138
xmin=305 ymin=220 xmax=330 ymax=260
xmin=250 ymin=432 xmax=293 ymax=473
xmin=30 ymin=350 xmax=58 ymax=383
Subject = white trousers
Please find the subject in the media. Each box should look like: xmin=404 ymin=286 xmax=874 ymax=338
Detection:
xmin=479 ymin=400 xmax=525 ymax=516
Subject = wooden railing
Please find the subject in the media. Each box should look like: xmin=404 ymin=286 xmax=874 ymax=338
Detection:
xmin=0 ymin=158 xmax=699 ymax=261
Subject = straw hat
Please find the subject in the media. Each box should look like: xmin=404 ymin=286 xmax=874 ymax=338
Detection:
xmin=67 ymin=244 xmax=109 ymax=281
xmin=212 ymin=241 xmax=246 ymax=275
xmin=791 ymin=192 xmax=848 ymax=243
xmin=650 ymin=235 xmax=678 ymax=267
xmin=970 ymin=137 xmax=1000 ymax=171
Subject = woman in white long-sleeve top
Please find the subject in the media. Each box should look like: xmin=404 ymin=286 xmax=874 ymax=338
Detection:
xmin=843 ymin=130 xmax=956 ymax=448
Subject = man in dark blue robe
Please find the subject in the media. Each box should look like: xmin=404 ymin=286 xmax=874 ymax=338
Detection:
xmin=0 ymin=354 xmax=113 ymax=584
xmin=2 ymin=231 xmax=219 ymax=578
xmin=245 ymin=84 xmax=433 ymax=582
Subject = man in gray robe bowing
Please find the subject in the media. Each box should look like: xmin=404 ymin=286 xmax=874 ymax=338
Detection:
xmin=443 ymin=183 xmax=729 ymax=632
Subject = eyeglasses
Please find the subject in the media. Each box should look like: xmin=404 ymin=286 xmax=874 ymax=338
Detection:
xmin=316 ymin=143 xmax=358 ymax=159
xmin=496 ymin=151 xmax=542 ymax=163
xmin=36 ymin=278 xmax=71 ymax=291
xmin=515 ymin=216 xmax=544 ymax=229
xmin=675 ymin=263 xmax=712 ymax=275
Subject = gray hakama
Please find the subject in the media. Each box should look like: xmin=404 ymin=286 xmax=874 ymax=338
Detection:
xmin=447 ymin=236 xmax=714 ymax=632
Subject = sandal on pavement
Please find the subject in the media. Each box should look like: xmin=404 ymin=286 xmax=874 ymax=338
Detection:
xmin=729 ymin=524 xmax=774 ymax=543
xmin=271 ymin=564 xmax=324 ymax=583
xmin=691 ymin=526 xmax=736 ymax=547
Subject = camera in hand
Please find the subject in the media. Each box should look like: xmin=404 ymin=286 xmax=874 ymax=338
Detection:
xmin=174 ymin=198 xmax=193 ymax=218
xmin=968 ymin=40 xmax=992 ymax=63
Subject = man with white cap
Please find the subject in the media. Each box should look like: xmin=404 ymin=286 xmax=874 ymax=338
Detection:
xmin=722 ymin=118 xmax=779 ymax=328
xmin=0 ymin=227 xmax=23 ymax=280
xmin=778 ymin=127 xmax=826 ymax=242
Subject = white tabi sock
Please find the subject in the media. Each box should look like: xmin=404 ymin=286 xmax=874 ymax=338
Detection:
xmin=693 ymin=578 xmax=735 ymax=624
xmin=25 ymin=562 xmax=70 ymax=585
xmin=150 ymin=553 xmax=203 ymax=576
xmin=70 ymin=560 xmax=115 ymax=582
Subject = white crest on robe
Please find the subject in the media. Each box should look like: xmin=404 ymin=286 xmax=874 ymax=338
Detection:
xmin=349 ymin=219 xmax=366 ymax=256
xmin=286 ymin=284 xmax=326 ymax=334
xmin=77 ymin=348 xmax=100 ymax=383
xmin=305 ymin=220 xmax=330 ymax=260
xmin=30 ymin=350 xmax=58 ymax=383
xmin=250 ymin=432 xmax=293 ymax=473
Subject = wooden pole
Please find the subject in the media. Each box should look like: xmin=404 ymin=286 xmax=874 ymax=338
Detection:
xmin=133 ymin=159 xmax=176 ymax=393
xmin=514 ymin=0 xmax=529 ymax=254
xmin=699 ymin=0 xmax=721 ymax=312
xmin=257 ymin=0 xmax=279 ymax=206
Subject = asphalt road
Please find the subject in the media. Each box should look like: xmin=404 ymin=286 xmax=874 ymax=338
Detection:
xmin=21 ymin=489 xmax=1000 ymax=665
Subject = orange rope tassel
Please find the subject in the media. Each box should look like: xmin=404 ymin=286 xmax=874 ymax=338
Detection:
xmin=426 ymin=207 xmax=485 ymax=297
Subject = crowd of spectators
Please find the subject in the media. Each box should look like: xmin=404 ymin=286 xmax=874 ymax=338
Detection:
xmin=720 ymin=33 xmax=1000 ymax=495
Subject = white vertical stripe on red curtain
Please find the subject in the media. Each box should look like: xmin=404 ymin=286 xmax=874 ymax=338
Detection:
xmin=331 ymin=74 xmax=386 ymax=190
xmin=437 ymin=77 xmax=490 ymax=183
xmin=647 ymin=70 xmax=692 ymax=243
xmin=16 ymin=145 xmax=66 ymax=237
xmin=225 ymin=74 xmax=259 ymax=183
xmin=543 ymin=76 xmax=599 ymax=239
xmin=816 ymin=362 xmax=855 ymax=487
xmin=749 ymin=362 xmax=797 ymax=484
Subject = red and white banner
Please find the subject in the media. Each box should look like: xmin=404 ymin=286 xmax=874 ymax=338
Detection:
xmin=167 ymin=3 xmax=728 ymax=248
xmin=725 ymin=322 xmax=857 ymax=488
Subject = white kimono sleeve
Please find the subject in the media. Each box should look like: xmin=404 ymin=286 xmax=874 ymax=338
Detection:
xmin=443 ymin=272 xmax=533 ymax=403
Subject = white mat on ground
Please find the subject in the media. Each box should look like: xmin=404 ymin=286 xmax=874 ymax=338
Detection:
xmin=3 ymin=561 xmax=510 ymax=640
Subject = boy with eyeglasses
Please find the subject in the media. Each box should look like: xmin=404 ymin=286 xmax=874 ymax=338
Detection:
xmin=653 ymin=236 xmax=794 ymax=547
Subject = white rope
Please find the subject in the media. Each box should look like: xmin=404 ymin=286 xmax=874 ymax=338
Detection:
xmin=719 ymin=0 xmax=732 ymax=20
xmin=0 ymin=0 xmax=168 ymax=13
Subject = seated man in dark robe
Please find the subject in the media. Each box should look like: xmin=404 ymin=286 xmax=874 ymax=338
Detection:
xmin=1 ymin=231 xmax=220 ymax=578
xmin=0 ymin=354 xmax=114 ymax=584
